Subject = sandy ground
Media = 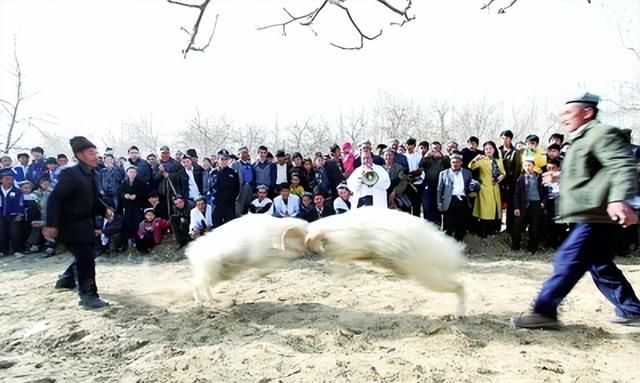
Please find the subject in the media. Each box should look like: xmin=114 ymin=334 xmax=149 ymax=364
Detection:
xmin=1 ymin=234 xmax=639 ymax=383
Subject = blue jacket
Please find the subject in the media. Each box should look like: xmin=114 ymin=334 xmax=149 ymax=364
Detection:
xmin=128 ymin=158 xmax=151 ymax=185
xmin=1 ymin=186 xmax=25 ymax=217
xmin=27 ymin=159 xmax=47 ymax=186
xmin=98 ymin=166 xmax=125 ymax=196
xmin=12 ymin=166 xmax=28 ymax=183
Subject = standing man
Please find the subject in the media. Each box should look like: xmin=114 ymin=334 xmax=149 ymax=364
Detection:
xmin=27 ymin=146 xmax=47 ymax=188
xmin=209 ymin=149 xmax=239 ymax=228
xmin=437 ymin=154 xmax=473 ymax=241
xmin=514 ymin=93 xmax=640 ymax=329
xmin=231 ymin=146 xmax=256 ymax=216
xmin=500 ymin=129 xmax=522 ymax=234
xmin=347 ymin=151 xmax=390 ymax=208
xmin=44 ymin=136 xmax=113 ymax=309
xmin=420 ymin=141 xmax=450 ymax=224
xmin=13 ymin=153 xmax=30 ymax=183
xmin=404 ymin=138 xmax=424 ymax=217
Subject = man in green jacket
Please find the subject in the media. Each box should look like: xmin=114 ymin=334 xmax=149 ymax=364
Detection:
xmin=514 ymin=92 xmax=640 ymax=329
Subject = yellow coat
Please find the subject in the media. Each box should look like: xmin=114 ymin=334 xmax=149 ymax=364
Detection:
xmin=469 ymin=157 xmax=505 ymax=220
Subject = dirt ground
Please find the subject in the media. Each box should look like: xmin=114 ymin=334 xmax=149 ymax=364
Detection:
xmin=1 ymin=233 xmax=639 ymax=383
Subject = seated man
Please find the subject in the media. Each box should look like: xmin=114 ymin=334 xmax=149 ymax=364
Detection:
xmin=98 ymin=208 xmax=124 ymax=256
xmin=297 ymin=192 xmax=313 ymax=218
xmin=170 ymin=195 xmax=194 ymax=249
xmin=136 ymin=208 xmax=171 ymax=253
xmin=333 ymin=182 xmax=352 ymax=214
xmin=189 ymin=196 xmax=213 ymax=238
xmin=248 ymin=184 xmax=273 ymax=214
xmin=272 ymin=183 xmax=300 ymax=218
xmin=302 ymin=192 xmax=335 ymax=222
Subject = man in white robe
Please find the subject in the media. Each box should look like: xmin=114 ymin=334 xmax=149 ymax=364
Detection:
xmin=189 ymin=197 xmax=213 ymax=237
xmin=347 ymin=151 xmax=390 ymax=208
xmin=271 ymin=183 xmax=300 ymax=217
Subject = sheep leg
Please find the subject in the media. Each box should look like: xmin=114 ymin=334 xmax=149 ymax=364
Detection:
xmin=414 ymin=275 xmax=466 ymax=317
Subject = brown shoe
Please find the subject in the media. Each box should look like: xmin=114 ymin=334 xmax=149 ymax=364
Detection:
xmin=512 ymin=312 xmax=562 ymax=330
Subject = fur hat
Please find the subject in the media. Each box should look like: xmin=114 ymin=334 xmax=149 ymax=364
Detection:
xmin=186 ymin=148 xmax=198 ymax=158
xmin=69 ymin=136 xmax=96 ymax=154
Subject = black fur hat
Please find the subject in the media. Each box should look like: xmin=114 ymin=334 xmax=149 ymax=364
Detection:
xmin=69 ymin=136 xmax=96 ymax=154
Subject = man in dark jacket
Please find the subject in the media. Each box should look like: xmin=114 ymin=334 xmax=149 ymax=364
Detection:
xmin=302 ymin=193 xmax=335 ymax=222
xmin=44 ymin=136 xmax=112 ymax=309
xmin=209 ymin=149 xmax=240 ymax=228
xmin=127 ymin=146 xmax=151 ymax=186
xmin=514 ymin=92 xmax=640 ymax=329
xmin=26 ymin=146 xmax=47 ymax=188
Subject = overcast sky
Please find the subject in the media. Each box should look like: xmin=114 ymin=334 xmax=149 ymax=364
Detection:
xmin=1 ymin=0 xmax=639 ymax=149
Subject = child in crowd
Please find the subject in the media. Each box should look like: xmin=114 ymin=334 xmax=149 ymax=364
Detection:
xmin=512 ymin=159 xmax=546 ymax=253
xmin=18 ymin=181 xmax=42 ymax=253
xmin=0 ymin=169 xmax=24 ymax=256
xmin=248 ymin=185 xmax=273 ymax=214
xmin=33 ymin=177 xmax=56 ymax=257
xmin=289 ymin=173 xmax=305 ymax=197
xmin=136 ymin=208 xmax=171 ymax=253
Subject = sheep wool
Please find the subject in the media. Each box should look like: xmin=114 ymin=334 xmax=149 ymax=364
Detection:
xmin=185 ymin=214 xmax=308 ymax=303
xmin=305 ymin=206 xmax=466 ymax=315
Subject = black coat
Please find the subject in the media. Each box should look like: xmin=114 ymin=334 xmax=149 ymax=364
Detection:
xmin=211 ymin=166 xmax=240 ymax=206
xmin=302 ymin=204 xmax=335 ymax=223
xmin=324 ymin=159 xmax=345 ymax=194
xmin=46 ymin=163 xmax=107 ymax=245
xmin=119 ymin=178 xmax=149 ymax=213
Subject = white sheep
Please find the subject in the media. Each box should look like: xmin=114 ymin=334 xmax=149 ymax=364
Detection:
xmin=305 ymin=207 xmax=466 ymax=315
xmin=185 ymin=214 xmax=308 ymax=303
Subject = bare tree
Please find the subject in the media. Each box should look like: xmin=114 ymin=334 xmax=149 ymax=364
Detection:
xmin=169 ymin=0 xmax=414 ymax=56
xmin=452 ymin=97 xmax=503 ymax=142
xmin=430 ymin=100 xmax=451 ymax=142
xmin=174 ymin=111 xmax=231 ymax=157
xmin=481 ymin=0 xmax=591 ymax=14
xmin=229 ymin=123 xmax=268 ymax=153
xmin=0 ymin=38 xmax=43 ymax=154
xmin=337 ymin=108 xmax=368 ymax=145
xmin=102 ymin=117 xmax=162 ymax=155
xmin=167 ymin=0 xmax=219 ymax=58
xmin=372 ymin=91 xmax=427 ymax=143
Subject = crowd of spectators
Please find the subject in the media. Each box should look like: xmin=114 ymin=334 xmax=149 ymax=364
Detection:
xmin=0 ymin=129 xmax=637 ymax=258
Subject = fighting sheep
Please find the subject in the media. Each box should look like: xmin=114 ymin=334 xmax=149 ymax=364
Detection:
xmin=305 ymin=207 xmax=466 ymax=315
xmin=185 ymin=214 xmax=308 ymax=303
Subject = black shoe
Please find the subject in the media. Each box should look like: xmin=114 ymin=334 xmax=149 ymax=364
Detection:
xmin=79 ymin=295 xmax=110 ymax=309
xmin=512 ymin=312 xmax=562 ymax=330
xmin=54 ymin=276 xmax=76 ymax=290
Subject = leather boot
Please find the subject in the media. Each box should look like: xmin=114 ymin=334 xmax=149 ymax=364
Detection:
xmin=79 ymin=295 xmax=110 ymax=309
xmin=54 ymin=275 xmax=76 ymax=290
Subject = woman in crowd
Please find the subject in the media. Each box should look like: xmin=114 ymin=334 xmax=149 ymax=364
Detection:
xmin=469 ymin=140 xmax=505 ymax=238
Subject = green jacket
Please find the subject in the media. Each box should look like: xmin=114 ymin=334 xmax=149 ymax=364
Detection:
xmin=558 ymin=119 xmax=638 ymax=223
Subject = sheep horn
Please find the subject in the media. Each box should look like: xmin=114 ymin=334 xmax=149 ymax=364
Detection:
xmin=279 ymin=226 xmax=306 ymax=251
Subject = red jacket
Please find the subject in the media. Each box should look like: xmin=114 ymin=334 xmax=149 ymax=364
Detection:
xmin=137 ymin=218 xmax=171 ymax=244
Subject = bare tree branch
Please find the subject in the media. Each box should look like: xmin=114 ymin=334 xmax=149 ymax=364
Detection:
xmin=258 ymin=0 xmax=412 ymax=50
xmin=330 ymin=2 xmax=383 ymax=50
xmin=481 ymin=0 xmax=590 ymax=14
xmin=167 ymin=0 xmax=218 ymax=58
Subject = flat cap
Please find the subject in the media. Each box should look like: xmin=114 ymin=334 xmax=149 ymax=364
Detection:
xmin=566 ymin=92 xmax=600 ymax=106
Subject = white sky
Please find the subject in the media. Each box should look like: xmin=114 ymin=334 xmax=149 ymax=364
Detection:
xmin=1 ymin=0 xmax=639 ymax=149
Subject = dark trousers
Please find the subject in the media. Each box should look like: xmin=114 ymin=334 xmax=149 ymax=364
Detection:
xmin=61 ymin=244 xmax=99 ymax=298
xmin=512 ymin=202 xmax=543 ymax=251
xmin=0 ymin=215 xmax=22 ymax=254
xmin=422 ymin=181 xmax=441 ymax=224
xmin=213 ymin=203 xmax=236 ymax=228
xmin=405 ymin=185 xmax=422 ymax=217
xmin=533 ymin=223 xmax=640 ymax=319
xmin=504 ymin=182 xmax=516 ymax=234
xmin=444 ymin=197 xmax=470 ymax=241
xmin=544 ymin=201 xmax=567 ymax=249
xmin=135 ymin=231 xmax=155 ymax=253
xmin=170 ymin=216 xmax=191 ymax=246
